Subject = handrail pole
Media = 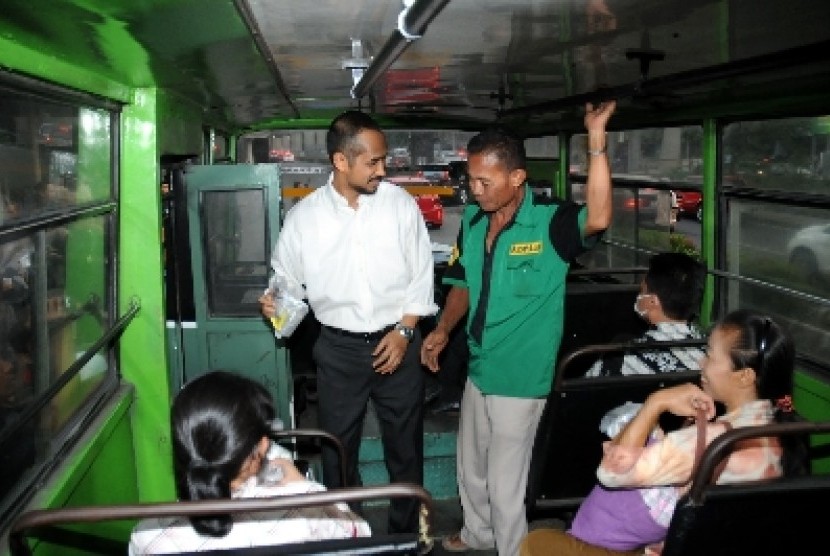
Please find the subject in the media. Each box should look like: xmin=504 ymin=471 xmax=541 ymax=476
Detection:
xmin=0 ymin=300 xmax=140 ymax=446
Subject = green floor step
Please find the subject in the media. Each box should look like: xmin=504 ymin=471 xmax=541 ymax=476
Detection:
xmin=358 ymin=430 xmax=458 ymax=500
xmin=357 ymin=401 xmax=459 ymax=500
xmin=295 ymin=398 xmax=460 ymax=500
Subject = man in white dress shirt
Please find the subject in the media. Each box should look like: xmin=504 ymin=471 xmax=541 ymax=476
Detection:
xmin=259 ymin=110 xmax=438 ymax=534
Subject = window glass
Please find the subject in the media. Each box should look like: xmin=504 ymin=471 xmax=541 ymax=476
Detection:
xmin=240 ymin=127 xmax=473 ymax=288
xmin=570 ymin=126 xmax=703 ymax=267
xmin=46 ymin=214 xmax=111 ymax=428
xmin=202 ymin=189 xmax=268 ymax=317
xmin=213 ymin=133 xmax=228 ymax=162
xmin=0 ymin=105 xmax=110 ymax=223
xmin=0 ymin=85 xmax=115 ymax=522
xmin=722 ymin=116 xmax=830 ymax=369
xmin=723 ymin=199 xmax=830 ymax=366
xmin=723 ymin=117 xmax=830 ymax=194
xmin=525 ymin=135 xmax=559 ymax=158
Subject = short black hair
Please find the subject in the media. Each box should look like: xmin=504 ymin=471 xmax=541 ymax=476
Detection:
xmin=326 ymin=110 xmax=383 ymax=164
xmin=644 ymin=252 xmax=704 ymax=321
xmin=466 ymin=126 xmax=526 ymax=171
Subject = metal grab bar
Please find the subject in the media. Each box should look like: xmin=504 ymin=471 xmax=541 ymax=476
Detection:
xmin=687 ymin=420 xmax=830 ymax=503
xmin=9 ymin=483 xmax=434 ymax=556
xmin=272 ymin=428 xmax=349 ymax=488
xmin=555 ymin=338 xmax=707 ymax=386
xmin=0 ymin=299 xmax=140 ymax=446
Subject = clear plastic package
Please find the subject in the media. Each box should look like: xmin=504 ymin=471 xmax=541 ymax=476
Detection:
xmin=599 ymin=401 xmax=643 ymax=438
xmin=266 ymin=270 xmax=309 ymax=339
xmin=258 ymin=443 xmax=293 ymax=485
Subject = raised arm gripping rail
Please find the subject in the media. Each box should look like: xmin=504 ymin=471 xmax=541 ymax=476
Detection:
xmin=9 ymin=483 xmax=434 ymax=556
xmin=662 ymin=420 xmax=830 ymax=556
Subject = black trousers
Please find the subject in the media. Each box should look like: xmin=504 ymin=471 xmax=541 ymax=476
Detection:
xmin=436 ymin=322 xmax=468 ymax=404
xmin=313 ymin=326 xmax=425 ymax=534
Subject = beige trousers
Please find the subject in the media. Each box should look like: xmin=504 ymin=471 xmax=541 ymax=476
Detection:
xmin=456 ymin=380 xmax=546 ymax=556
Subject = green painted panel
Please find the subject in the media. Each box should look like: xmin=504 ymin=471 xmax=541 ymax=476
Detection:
xmin=178 ymin=164 xmax=292 ymax=425
xmin=359 ymin=431 xmax=458 ymax=500
xmin=795 ymin=370 xmax=830 ymax=473
xmin=27 ymin=387 xmax=138 ymax=555
xmin=118 ymin=89 xmax=176 ymax=504
xmin=156 ymin=90 xmax=205 ymax=156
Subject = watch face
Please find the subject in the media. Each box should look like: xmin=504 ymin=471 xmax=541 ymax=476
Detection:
xmin=396 ymin=324 xmax=414 ymax=339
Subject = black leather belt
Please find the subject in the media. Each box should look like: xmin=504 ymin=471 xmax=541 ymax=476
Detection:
xmin=323 ymin=324 xmax=396 ymax=342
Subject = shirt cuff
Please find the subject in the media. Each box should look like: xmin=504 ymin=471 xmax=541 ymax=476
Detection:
xmin=403 ymin=301 xmax=440 ymax=317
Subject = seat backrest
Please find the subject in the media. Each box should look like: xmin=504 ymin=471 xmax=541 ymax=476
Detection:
xmin=271 ymin=428 xmax=348 ymax=486
xmin=559 ymin=280 xmax=648 ymax=376
xmin=9 ymin=483 xmax=433 ymax=556
xmin=526 ymin=339 xmax=704 ymax=520
xmin=662 ymin=420 xmax=830 ymax=556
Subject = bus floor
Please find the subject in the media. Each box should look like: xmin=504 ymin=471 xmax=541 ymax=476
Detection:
xmin=293 ymin=377 xmax=565 ymax=554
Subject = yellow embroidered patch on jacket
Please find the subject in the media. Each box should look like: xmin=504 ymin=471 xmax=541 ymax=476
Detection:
xmin=448 ymin=244 xmax=460 ymax=266
xmin=509 ymin=241 xmax=542 ymax=255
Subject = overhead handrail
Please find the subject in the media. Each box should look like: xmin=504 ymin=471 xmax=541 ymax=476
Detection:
xmin=351 ymin=0 xmax=450 ymax=99
xmin=501 ymin=39 xmax=830 ymax=118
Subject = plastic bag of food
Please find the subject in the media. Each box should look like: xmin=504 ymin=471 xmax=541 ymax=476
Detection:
xmin=265 ymin=270 xmax=308 ymax=339
xmin=599 ymin=401 xmax=643 ymax=438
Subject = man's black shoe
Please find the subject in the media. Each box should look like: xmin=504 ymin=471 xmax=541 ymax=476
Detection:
xmin=431 ymin=400 xmax=461 ymax=415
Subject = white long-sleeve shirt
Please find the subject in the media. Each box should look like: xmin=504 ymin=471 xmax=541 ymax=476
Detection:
xmin=272 ymin=175 xmax=438 ymax=332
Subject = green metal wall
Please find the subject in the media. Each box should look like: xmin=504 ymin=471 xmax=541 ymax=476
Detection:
xmin=24 ymin=389 xmax=138 ymax=556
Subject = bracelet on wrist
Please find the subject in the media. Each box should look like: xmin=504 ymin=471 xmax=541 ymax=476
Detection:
xmin=588 ymin=147 xmax=607 ymax=156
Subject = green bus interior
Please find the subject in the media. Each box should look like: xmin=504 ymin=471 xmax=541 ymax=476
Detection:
xmin=1 ymin=0 xmax=830 ymax=552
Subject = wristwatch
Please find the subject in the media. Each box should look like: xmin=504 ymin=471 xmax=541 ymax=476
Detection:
xmin=394 ymin=322 xmax=415 ymax=341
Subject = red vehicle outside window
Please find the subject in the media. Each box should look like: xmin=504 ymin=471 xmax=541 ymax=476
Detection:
xmin=674 ymin=190 xmax=703 ymax=221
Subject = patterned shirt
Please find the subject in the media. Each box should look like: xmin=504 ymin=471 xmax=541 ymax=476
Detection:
xmin=596 ymin=399 xmax=782 ymax=555
xmin=585 ymin=321 xmax=705 ymax=377
xmin=129 ymin=478 xmax=371 ymax=554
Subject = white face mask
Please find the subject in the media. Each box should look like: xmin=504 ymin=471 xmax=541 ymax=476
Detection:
xmin=633 ymin=293 xmax=653 ymax=319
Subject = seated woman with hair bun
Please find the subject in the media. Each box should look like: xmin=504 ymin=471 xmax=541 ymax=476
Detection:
xmin=521 ymin=310 xmax=808 ymax=556
xmin=129 ymin=371 xmax=370 ymax=555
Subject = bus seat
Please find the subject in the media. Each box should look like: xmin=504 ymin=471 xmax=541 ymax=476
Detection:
xmin=662 ymin=420 xmax=830 ymax=556
xmin=8 ymin=483 xmax=433 ymax=556
xmin=270 ymin=428 xmax=349 ymax=487
xmin=559 ymin=279 xmax=648 ymax=375
xmin=526 ymin=340 xmax=704 ymax=520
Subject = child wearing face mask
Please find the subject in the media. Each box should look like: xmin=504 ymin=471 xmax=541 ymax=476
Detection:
xmin=585 ymin=252 xmax=706 ymax=377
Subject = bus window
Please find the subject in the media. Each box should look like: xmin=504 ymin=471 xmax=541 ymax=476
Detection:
xmin=570 ymin=126 xmax=703 ymax=269
xmin=0 ymin=82 xmax=117 ymax=524
xmin=722 ymin=115 xmax=830 ymax=369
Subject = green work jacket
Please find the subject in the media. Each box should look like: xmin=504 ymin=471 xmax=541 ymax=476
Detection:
xmin=444 ymin=185 xmax=598 ymax=397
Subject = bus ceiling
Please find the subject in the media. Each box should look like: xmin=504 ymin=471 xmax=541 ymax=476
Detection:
xmin=1 ymin=0 xmax=830 ymax=133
